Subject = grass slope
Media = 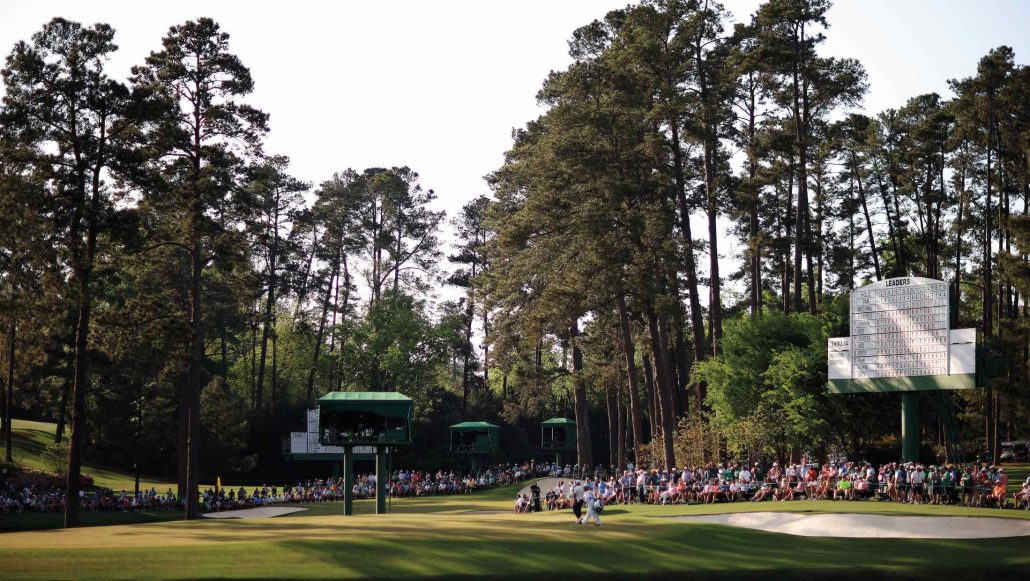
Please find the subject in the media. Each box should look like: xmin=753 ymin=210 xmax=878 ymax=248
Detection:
xmin=5 ymin=418 xmax=175 ymax=492
xmin=2 ymin=480 xmax=1030 ymax=580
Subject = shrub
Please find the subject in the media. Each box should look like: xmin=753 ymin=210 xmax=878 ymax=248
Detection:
xmin=40 ymin=440 xmax=70 ymax=476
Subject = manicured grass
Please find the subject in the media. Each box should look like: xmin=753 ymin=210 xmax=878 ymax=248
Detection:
xmin=3 ymin=424 xmax=1028 ymax=579
xmin=2 ymin=481 xmax=1030 ymax=580
xmin=0 ymin=509 xmax=183 ymax=532
xmin=5 ymin=418 xmax=175 ymax=492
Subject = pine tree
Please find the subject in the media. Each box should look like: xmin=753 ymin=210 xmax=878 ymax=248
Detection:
xmin=129 ymin=18 xmax=267 ymax=519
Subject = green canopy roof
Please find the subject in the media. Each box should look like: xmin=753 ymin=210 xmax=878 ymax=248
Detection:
xmin=318 ymin=391 xmax=412 ymax=402
xmin=450 ymin=421 xmax=500 ymax=430
xmin=318 ymin=391 xmax=413 ymax=418
xmin=541 ymin=417 xmax=575 ymax=426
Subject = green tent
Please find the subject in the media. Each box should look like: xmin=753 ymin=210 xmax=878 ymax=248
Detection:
xmin=317 ymin=391 xmax=413 ymax=446
xmin=541 ymin=417 xmax=576 ymax=451
xmin=449 ymin=421 xmax=500 ymax=454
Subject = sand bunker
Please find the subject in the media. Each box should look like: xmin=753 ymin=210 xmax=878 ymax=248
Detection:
xmin=202 ymin=506 xmax=308 ymax=519
xmin=673 ymin=511 xmax=1030 ymax=539
xmin=517 ymin=478 xmax=563 ymax=497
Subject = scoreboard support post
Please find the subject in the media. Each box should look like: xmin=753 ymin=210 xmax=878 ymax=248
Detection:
xmin=901 ymin=392 xmax=920 ymax=462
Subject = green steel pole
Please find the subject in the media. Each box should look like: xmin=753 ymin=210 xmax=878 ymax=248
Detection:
xmin=375 ymin=446 xmax=387 ymax=514
xmin=901 ymin=392 xmax=920 ymax=462
xmin=343 ymin=445 xmax=353 ymax=516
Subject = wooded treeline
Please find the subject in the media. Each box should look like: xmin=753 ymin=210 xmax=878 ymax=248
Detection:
xmin=482 ymin=0 xmax=1030 ymax=473
xmin=0 ymin=0 xmax=1028 ymax=528
xmin=0 ymin=17 xmax=477 ymax=526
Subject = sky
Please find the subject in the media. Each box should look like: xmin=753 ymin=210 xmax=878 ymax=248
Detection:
xmin=2 ymin=0 xmax=1029 ymax=302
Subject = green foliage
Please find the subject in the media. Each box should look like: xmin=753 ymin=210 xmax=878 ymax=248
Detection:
xmin=2 ymin=2 xmax=1029 ymax=493
xmin=40 ymin=440 xmax=69 ymax=475
xmin=693 ymin=310 xmax=834 ymax=459
xmin=337 ymin=291 xmax=454 ymax=415
xmin=694 ymin=311 xmax=824 ymax=422
xmin=200 ymin=377 xmax=255 ymax=474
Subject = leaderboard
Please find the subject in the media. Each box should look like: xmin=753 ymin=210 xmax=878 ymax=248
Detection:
xmin=849 ymin=278 xmax=949 ymax=379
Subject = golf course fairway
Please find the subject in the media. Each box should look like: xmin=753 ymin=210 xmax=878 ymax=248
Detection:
xmin=2 ymin=480 xmax=1030 ymax=580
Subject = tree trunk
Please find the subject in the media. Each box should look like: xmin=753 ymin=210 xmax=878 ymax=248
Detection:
xmin=704 ymin=134 xmax=722 ymax=355
xmin=745 ymin=77 xmax=762 ymax=318
xmin=871 ymin=158 xmax=901 ymax=272
xmin=462 ymin=297 xmax=472 ymax=409
xmin=292 ymin=226 xmax=319 ymax=323
xmin=337 ymin=255 xmax=351 ymax=393
xmin=984 ymin=125 xmax=995 ymax=464
xmin=647 ymin=308 xmax=676 ymax=470
xmin=0 ymin=338 xmax=5 ymax=439
xmin=327 ymin=259 xmax=341 ymax=392
xmin=641 ymin=354 xmax=657 ymax=439
xmin=852 ymin=155 xmax=881 ymax=280
xmin=849 ymin=192 xmax=856 ymax=290
xmin=55 ymin=356 xmax=71 ymax=444
xmin=394 ymin=226 xmax=402 ymax=296
xmin=65 ymin=155 xmax=103 ymax=527
xmin=569 ymin=320 xmax=593 ymax=467
xmin=694 ymin=32 xmax=723 ymax=352
xmin=669 ymin=122 xmax=708 ymax=367
xmin=617 ymin=294 xmax=644 ymax=447
xmin=184 ymin=237 xmax=204 ymax=520
xmin=4 ymin=323 xmax=14 ymax=463
xmin=814 ymin=174 xmax=825 ymax=300
xmin=667 ymin=269 xmax=690 ymax=416
xmin=617 ymin=389 xmax=627 ymax=471
xmin=177 ymin=377 xmax=188 ymax=497
xmin=482 ymin=309 xmax=489 ymax=387
xmin=306 ymin=255 xmax=339 ymax=404
xmin=64 ymin=294 xmax=92 ymax=528
xmin=784 ymin=157 xmax=795 ymax=312
xmin=792 ymin=62 xmax=808 ymax=314
xmin=255 ymin=227 xmax=278 ymax=408
xmin=250 ymin=309 xmax=257 ymax=406
xmin=606 ymin=382 xmax=618 ymax=469
xmin=270 ymin=325 xmax=278 ymax=408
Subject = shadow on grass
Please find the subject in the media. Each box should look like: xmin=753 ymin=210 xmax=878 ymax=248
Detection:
xmin=272 ymin=521 xmax=1030 ymax=580
xmin=0 ymin=511 xmax=181 ymax=533
xmin=2 ymin=517 xmax=1030 ymax=579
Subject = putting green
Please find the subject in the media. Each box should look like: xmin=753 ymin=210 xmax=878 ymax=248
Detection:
xmin=2 ymin=481 xmax=1030 ymax=580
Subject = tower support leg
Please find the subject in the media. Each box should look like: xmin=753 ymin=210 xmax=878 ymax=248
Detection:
xmin=902 ymin=392 xmax=920 ymax=462
xmin=343 ymin=445 xmax=354 ymax=515
xmin=375 ymin=446 xmax=387 ymax=515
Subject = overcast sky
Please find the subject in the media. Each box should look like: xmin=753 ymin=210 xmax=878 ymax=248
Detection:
xmin=2 ymin=0 xmax=1029 ymax=301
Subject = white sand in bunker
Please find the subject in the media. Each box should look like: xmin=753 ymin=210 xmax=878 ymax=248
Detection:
xmin=673 ymin=512 xmax=1030 ymax=539
xmin=201 ymin=506 xmax=308 ymax=519
xmin=518 ymin=478 xmax=564 ymax=497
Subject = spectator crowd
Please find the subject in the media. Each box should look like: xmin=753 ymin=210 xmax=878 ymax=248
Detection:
xmin=1 ymin=462 xmax=552 ymax=515
xmin=529 ymin=459 xmax=1030 ymax=512
xmin=5 ymin=458 xmax=1028 ymax=517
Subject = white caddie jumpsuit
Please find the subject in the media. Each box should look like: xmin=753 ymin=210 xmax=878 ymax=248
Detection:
xmin=583 ymin=490 xmax=601 ymax=525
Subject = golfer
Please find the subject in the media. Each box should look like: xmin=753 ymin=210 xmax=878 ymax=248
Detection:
xmin=582 ymin=484 xmax=602 ymax=526
xmin=572 ymin=480 xmax=584 ymax=523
